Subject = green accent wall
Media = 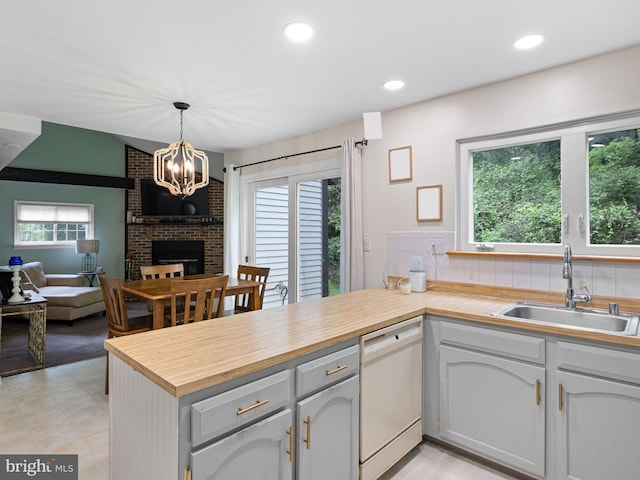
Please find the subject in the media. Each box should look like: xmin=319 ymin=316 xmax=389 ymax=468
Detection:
xmin=0 ymin=122 xmax=127 ymax=278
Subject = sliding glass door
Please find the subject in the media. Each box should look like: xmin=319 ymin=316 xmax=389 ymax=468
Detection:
xmin=248 ymin=171 xmax=341 ymax=308
xmin=254 ymin=182 xmax=290 ymax=307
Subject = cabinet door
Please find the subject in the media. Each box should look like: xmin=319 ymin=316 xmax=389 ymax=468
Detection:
xmin=556 ymin=371 xmax=640 ymax=480
xmin=297 ymin=376 xmax=359 ymax=480
xmin=190 ymin=409 xmax=293 ymax=480
xmin=440 ymin=345 xmax=545 ymax=477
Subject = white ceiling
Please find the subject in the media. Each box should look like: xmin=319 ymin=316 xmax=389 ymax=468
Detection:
xmin=2 ymin=0 xmax=640 ymax=158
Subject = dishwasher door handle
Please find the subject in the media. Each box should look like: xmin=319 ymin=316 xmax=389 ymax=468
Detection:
xmin=362 ymin=326 xmax=422 ymax=363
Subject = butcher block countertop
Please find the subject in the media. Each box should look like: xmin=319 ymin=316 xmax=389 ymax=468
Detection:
xmin=104 ymin=281 xmax=640 ymax=397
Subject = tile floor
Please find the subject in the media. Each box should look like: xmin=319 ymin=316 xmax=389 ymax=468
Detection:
xmin=0 ymin=357 xmax=109 ymax=479
xmin=379 ymin=442 xmax=525 ymax=480
xmin=0 ymin=358 xmax=522 ymax=480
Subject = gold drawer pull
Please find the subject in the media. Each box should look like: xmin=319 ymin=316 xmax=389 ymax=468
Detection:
xmin=326 ymin=365 xmax=347 ymax=376
xmin=237 ymin=399 xmax=269 ymax=415
xmin=286 ymin=427 xmax=294 ymax=462
xmin=535 ymin=379 xmax=541 ymax=405
xmin=303 ymin=416 xmax=311 ymax=449
xmin=559 ymin=384 xmax=564 ymax=411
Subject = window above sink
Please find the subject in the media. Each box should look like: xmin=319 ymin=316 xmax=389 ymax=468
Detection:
xmin=458 ymin=111 xmax=640 ymax=258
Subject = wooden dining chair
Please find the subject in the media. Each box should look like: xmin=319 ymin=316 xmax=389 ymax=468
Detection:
xmin=140 ymin=263 xmax=184 ymax=280
xmin=233 ymin=265 xmax=271 ymax=314
xmin=168 ymin=275 xmax=228 ymax=327
xmin=140 ymin=263 xmax=185 ymax=314
xmin=99 ymin=276 xmax=153 ymax=394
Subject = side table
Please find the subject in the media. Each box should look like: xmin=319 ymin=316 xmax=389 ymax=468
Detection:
xmin=0 ymin=291 xmax=47 ymax=374
xmin=77 ymin=270 xmax=104 ymax=287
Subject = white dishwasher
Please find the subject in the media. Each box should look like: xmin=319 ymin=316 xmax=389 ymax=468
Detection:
xmin=360 ymin=316 xmax=423 ymax=480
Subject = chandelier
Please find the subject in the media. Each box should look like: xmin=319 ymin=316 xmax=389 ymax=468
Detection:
xmin=153 ymin=102 xmax=209 ymax=198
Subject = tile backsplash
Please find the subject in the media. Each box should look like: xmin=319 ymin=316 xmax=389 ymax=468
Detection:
xmin=388 ymin=231 xmax=640 ymax=300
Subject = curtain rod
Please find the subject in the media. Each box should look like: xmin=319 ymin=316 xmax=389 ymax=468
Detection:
xmin=223 ymin=139 xmax=366 ymax=172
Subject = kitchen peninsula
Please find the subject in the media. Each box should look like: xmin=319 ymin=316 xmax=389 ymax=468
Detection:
xmin=105 ymin=283 xmax=640 ymax=480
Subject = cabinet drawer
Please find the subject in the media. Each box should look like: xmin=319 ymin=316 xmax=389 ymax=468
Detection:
xmin=191 ymin=370 xmax=291 ymax=447
xmin=440 ymin=321 xmax=545 ymax=364
xmin=296 ymin=345 xmax=359 ymax=397
xmin=557 ymin=341 xmax=640 ymax=385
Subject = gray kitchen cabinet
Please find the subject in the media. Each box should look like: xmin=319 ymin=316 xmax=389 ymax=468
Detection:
xmin=188 ymin=344 xmax=359 ymax=480
xmin=190 ymin=409 xmax=294 ymax=480
xmin=296 ymin=375 xmax=359 ymax=480
xmin=429 ymin=316 xmax=640 ymax=480
xmin=434 ymin=318 xmax=546 ymax=478
xmin=555 ymin=341 xmax=640 ymax=480
xmin=440 ymin=345 xmax=546 ymax=478
xmin=187 ymin=370 xmax=293 ymax=480
xmin=108 ymin=341 xmax=359 ymax=480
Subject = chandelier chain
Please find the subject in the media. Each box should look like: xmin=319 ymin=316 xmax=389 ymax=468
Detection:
xmin=179 ymin=110 xmax=184 ymax=142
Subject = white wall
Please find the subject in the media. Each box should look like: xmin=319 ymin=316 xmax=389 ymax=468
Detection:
xmin=226 ymin=45 xmax=640 ymax=297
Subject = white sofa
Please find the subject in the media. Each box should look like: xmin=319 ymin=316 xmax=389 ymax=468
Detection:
xmin=17 ymin=261 xmax=105 ymax=324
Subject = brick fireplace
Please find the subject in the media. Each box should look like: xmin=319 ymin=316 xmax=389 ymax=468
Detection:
xmin=126 ymin=146 xmax=224 ymax=280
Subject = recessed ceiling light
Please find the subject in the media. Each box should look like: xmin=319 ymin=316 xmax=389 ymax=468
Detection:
xmin=514 ymin=34 xmax=545 ymax=50
xmin=383 ymin=80 xmax=405 ymax=91
xmin=283 ymin=22 xmax=313 ymax=42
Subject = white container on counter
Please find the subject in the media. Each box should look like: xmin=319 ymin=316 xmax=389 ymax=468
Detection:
xmin=409 ymin=271 xmax=426 ymax=292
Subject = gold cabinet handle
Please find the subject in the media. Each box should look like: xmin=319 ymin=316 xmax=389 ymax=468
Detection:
xmin=558 ymin=383 xmax=564 ymax=411
xmin=237 ymin=399 xmax=269 ymax=415
xmin=325 ymin=365 xmax=347 ymax=376
xmin=535 ymin=379 xmax=541 ymax=405
xmin=286 ymin=427 xmax=294 ymax=462
xmin=303 ymin=416 xmax=311 ymax=449
xmin=183 ymin=465 xmax=191 ymax=480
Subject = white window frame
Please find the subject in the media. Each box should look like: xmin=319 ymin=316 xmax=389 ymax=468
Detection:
xmin=457 ymin=112 xmax=640 ymax=256
xmin=14 ymin=201 xmax=95 ymax=248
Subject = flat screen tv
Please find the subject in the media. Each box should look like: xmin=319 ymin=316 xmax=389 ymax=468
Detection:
xmin=140 ymin=179 xmax=209 ymax=217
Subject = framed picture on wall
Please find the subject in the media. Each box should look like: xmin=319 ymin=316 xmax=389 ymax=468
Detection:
xmin=388 ymin=145 xmax=413 ymax=183
xmin=416 ymin=184 xmax=442 ymax=222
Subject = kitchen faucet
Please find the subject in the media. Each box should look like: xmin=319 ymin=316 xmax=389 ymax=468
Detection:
xmin=562 ymin=244 xmax=591 ymax=309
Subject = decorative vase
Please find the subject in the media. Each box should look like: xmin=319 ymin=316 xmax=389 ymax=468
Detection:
xmin=7 ymin=256 xmax=24 ymax=303
xmin=382 ymin=260 xmax=396 ymax=289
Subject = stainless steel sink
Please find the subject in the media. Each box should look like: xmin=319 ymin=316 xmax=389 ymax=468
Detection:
xmin=491 ymin=302 xmax=639 ymax=336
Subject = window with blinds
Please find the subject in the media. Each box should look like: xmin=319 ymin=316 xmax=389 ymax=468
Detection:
xmin=14 ymin=201 xmax=94 ymax=247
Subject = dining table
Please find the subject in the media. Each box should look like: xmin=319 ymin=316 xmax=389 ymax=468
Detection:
xmin=121 ymin=274 xmax=261 ymax=329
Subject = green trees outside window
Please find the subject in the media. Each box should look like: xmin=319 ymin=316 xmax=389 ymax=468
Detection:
xmin=471 ymin=128 xmax=640 ymax=246
xmin=473 ymin=140 xmax=561 ymax=244
xmin=589 ymin=130 xmax=640 ymax=244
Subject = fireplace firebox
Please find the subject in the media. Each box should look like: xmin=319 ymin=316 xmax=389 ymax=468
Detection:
xmin=151 ymin=240 xmax=205 ymax=275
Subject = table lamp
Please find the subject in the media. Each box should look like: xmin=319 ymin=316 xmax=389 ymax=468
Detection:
xmin=76 ymin=239 xmax=99 ymax=273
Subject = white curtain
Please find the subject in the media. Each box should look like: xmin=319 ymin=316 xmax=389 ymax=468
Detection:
xmin=340 ymin=138 xmax=364 ymax=292
xmin=224 ymin=164 xmax=240 ymax=308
